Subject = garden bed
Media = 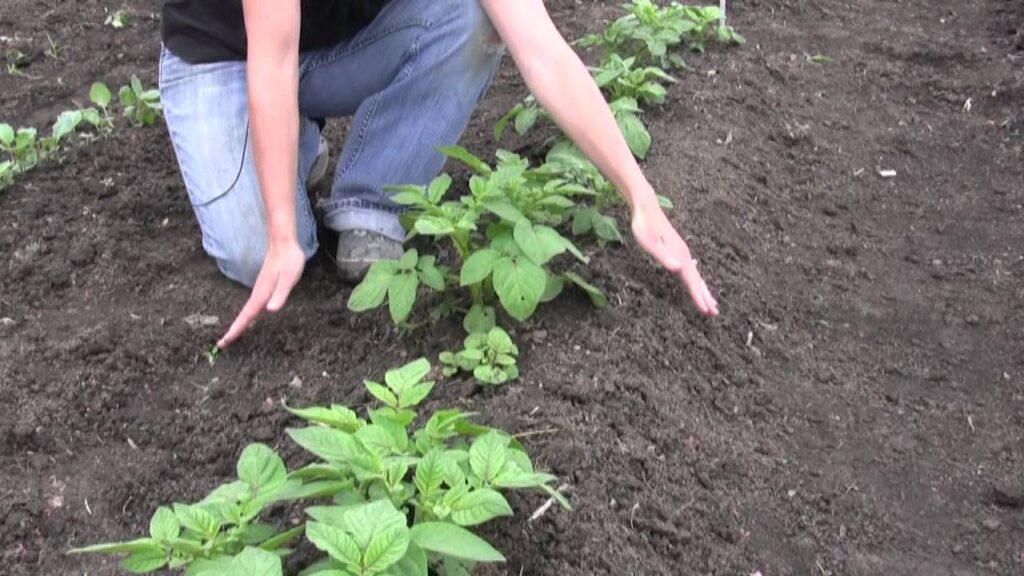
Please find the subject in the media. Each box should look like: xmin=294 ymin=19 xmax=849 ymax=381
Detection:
xmin=1 ymin=0 xmax=1022 ymax=574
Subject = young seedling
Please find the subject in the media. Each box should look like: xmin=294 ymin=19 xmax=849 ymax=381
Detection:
xmin=105 ymin=9 xmax=129 ymax=29
xmin=119 ymin=75 xmax=163 ymax=126
xmin=440 ymin=326 xmax=520 ymax=386
xmin=0 ymin=124 xmax=40 ymax=172
xmin=203 ymin=345 xmax=221 ymax=367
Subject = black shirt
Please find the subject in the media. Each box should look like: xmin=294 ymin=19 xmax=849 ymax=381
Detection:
xmin=162 ymin=0 xmax=389 ymax=64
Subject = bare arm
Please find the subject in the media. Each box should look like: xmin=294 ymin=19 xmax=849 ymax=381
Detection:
xmin=481 ymin=0 xmax=719 ymax=317
xmin=219 ymin=0 xmax=307 ymax=347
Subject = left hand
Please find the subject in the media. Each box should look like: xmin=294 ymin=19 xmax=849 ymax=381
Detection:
xmin=631 ymin=201 xmax=719 ymax=317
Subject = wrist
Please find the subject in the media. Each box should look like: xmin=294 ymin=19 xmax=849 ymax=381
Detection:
xmin=625 ymin=182 xmax=660 ymax=213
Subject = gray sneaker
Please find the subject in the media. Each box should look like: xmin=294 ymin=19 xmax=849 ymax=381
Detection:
xmin=336 ymin=229 xmax=405 ymax=283
xmin=307 ymin=137 xmax=330 ymax=189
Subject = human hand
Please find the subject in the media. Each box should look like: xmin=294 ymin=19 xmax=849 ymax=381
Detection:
xmin=631 ymin=200 xmax=719 ymax=317
xmin=218 ymin=238 xmax=306 ymax=348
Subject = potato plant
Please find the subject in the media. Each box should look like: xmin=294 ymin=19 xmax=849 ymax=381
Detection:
xmin=348 ymin=148 xmax=606 ymax=332
xmin=591 ymin=53 xmax=676 ymax=106
xmin=68 ymin=443 xmax=309 ymax=573
xmin=440 ymin=326 xmax=520 ymax=386
xmin=69 ymin=359 xmax=567 ymax=575
xmin=287 ymin=358 xmax=569 ymax=575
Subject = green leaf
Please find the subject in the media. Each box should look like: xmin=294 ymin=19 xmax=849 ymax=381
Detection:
xmin=572 ymin=208 xmax=595 ymax=235
xmin=469 ymin=432 xmax=508 ymax=484
xmin=593 ymin=213 xmax=623 ymax=243
xmin=238 ymin=444 xmax=288 ymax=497
xmin=540 ymin=274 xmax=565 ymax=303
xmin=440 ymin=146 xmax=491 ymax=174
xmin=463 ymin=305 xmax=495 ymax=334
xmin=387 ymin=542 xmax=428 ymax=576
xmin=396 ymin=249 xmax=418 ymax=271
xmin=459 ymin=248 xmax=500 ymax=286
xmin=387 ymin=272 xmax=418 ymax=324
xmin=149 ymin=507 xmax=179 ymax=543
xmin=493 ymin=103 xmax=522 ymax=142
xmin=344 ymin=501 xmax=408 ymax=551
xmin=414 ymin=449 xmax=447 ymax=497
xmin=486 ymin=328 xmax=516 ymax=355
xmin=348 ymin=263 xmax=393 ymax=312
xmin=482 ymin=200 xmax=526 ymax=224
xmin=657 ymin=194 xmax=674 ymax=209
xmin=121 ymin=546 xmax=168 ymax=574
xmin=365 ymin=380 xmax=399 ymax=407
xmin=389 ymin=189 xmax=430 ymax=207
xmin=274 ymin=479 xmax=353 ymax=502
xmin=450 ymin=488 xmax=513 ymax=526
xmin=385 ymin=358 xmax=431 ymax=393
xmin=90 ymin=82 xmax=112 ymax=108
xmin=68 ymin=538 xmax=159 ymax=556
xmin=417 ymin=258 xmax=446 ymax=291
xmin=414 ymin=215 xmax=456 ymax=236
xmin=284 ymin=404 xmax=363 ymax=432
xmin=398 ymin=382 xmax=433 ymax=408
xmin=409 ymin=523 xmax=505 ymax=563
xmin=52 ymin=110 xmax=83 ymax=141
xmin=363 ymin=526 xmax=410 ymax=573
xmin=616 ymin=111 xmax=651 ymax=159
xmin=189 ymin=556 xmax=235 ymax=576
xmin=227 ymin=547 xmax=283 ymax=576
xmin=563 ymin=271 xmax=608 ymax=309
xmin=492 ymin=256 xmax=547 ymax=322
xmin=258 ymin=526 xmax=305 ymax=551
xmin=427 ymin=174 xmax=452 ymax=204
xmin=287 ymin=427 xmax=360 ymax=464
xmin=0 ymin=124 xmax=14 ymax=146
xmin=307 ymin=522 xmax=362 ymax=569
xmin=173 ymin=504 xmax=221 ymax=539
xmin=513 ymin=105 xmax=539 ymax=135
xmin=493 ymin=471 xmax=557 ymax=489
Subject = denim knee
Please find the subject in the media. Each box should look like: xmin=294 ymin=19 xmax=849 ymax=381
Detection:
xmin=211 ymin=238 xmax=266 ymax=288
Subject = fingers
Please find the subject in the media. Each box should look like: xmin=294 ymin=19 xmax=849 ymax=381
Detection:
xmin=218 ymin=270 xmax=275 ymax=349
xmin=267 ymin=258 xmax=302 ymax=312
xmin=680 ymin=260 xmax=719 ymax=317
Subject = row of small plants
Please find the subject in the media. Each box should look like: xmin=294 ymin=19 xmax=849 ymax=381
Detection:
xmin=0 ymin=76 xmax=161 ymax=193
xmin=68 ymin=3 xmax=743 ymax=574
xmin=71 ymin=359 xmax=570 ymax=575
xmin=347 ymin=1 xmax=743 ymax=387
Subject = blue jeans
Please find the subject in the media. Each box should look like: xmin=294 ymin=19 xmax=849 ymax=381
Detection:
xmin=159 ymin=0 xmax=503 ymax=286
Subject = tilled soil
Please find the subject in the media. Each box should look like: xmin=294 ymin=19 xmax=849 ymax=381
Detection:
xmin=1 ymin=1 xmax=1022 ymax=575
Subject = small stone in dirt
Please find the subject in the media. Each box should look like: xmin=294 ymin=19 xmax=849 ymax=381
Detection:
xmin=68 ymin=244 xmax=96 ymax=265
xmin=965 ymin=315 xmax=979 ymax=325
xmin=981 ymin=518 xmax=1001 ymax=532
xmin=531 ymin=329 xmax=548 ymax=343
xmin=990 ymin=477 xmax=1024 ymax=508
xmin=289 ymin=376 xmax=303 ymax=389
xmin=183 ymin=314 xmax=219 ymax=329
xmin=0 ymin=317 xmax=15 ymax=327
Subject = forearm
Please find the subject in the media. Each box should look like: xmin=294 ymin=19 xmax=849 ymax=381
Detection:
xmin=247 ymin=62 xmax=299 ymax=241
xmin=243 ymin=0 xmax=300 ymax=242
xmin=518 ymin=44 xmax=658 ymax=210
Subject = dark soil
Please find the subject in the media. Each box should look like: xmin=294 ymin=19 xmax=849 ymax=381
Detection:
xmin=2 ymin=0 xmax=1022 ymax=575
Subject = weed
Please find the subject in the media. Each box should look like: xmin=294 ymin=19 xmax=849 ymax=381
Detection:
xmin=592 ymin=53 xmax=676 ymax=106
xmin=0 ymin=161 xmax=14 ymax=192
xmin=44 ymin=34 xmax=64 ymax=61
xmin=203 ymin=345 xmax=221 ymax=367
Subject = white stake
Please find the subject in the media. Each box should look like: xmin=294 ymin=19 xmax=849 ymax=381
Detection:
xmin=721 ymin=0 xmax=727 ymax=21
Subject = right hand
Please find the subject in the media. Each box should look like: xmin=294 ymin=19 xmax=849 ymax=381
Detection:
xmin=218 ymin=237 xmax=306 ymax=349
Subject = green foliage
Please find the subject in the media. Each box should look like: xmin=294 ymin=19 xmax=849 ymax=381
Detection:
xmin=120 ymin=75 xmax=163 ymax=126
xmin=287 ymin=358 xmax=567 ymax=574
xmin=348 ymin=149 xmax=606 ymax=333
xmin=70 ymin=359 xmax=567 ymax=575
xmin=440 ymin=327 xmax=520 ymax=386
xmin=69 ymin=444 xmax=306 ymax=573
xmin=348 ymin=249 xmax=446 ymax=325
xmin=591 ymin=53 xmax=676 ymax=106
xmin=579 ymin=1 xmax=744 ymax=67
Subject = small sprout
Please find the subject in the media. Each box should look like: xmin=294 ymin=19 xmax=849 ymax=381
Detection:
xmin=119 ymin=75 xmax=163 ymax=126
xmin=440 ymin=327 xmax=520 ymax=386
xmin=203 ymin=345 xmax=221 ymax=366
xmin=105 ymin=9 xmax=129 ymax=29
xmin=44 ymin=34 xmax=64 ymax=61
xmin=805 ymin=53 xmax=833 ymax=65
